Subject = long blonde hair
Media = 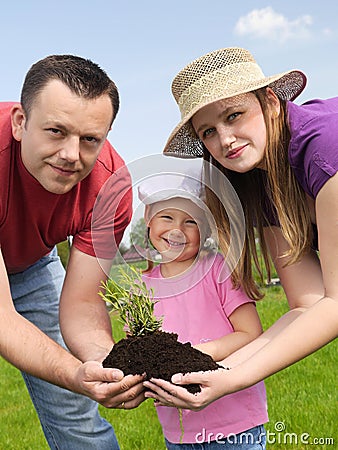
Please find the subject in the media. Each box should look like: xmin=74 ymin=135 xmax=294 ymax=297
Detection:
xmin=203 ymin=88 xmax=312 ymax=300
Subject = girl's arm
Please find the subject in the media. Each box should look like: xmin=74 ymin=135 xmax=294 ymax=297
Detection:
xmin=194 ymin=303 xmax=263 ymax=362
xmin=143 ymin=174 xmax=338 ymax=410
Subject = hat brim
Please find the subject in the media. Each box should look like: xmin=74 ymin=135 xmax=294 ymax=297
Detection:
xmin=163 ymin=70 xmax=306 ymax=159
xmin=142 ymin=188 xmax=206 ymax=209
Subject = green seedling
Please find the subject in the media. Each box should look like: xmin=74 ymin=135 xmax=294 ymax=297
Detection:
xmin=99 ymin=266 xmax=163 ymax=337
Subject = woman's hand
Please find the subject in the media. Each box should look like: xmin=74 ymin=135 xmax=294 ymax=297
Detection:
xmin=143 ymin=367 xmax=233 ymax=411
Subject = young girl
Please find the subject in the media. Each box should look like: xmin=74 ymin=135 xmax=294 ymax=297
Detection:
xmin=139 ymin=171 xmax=268 ymax=449
xmin=143 ymin=47 xmax=338 ymax=411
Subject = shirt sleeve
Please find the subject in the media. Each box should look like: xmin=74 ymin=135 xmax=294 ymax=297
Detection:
xmin=289 ymin=100 xmax=338 ymax=198
xmin=213 ymin=253 xmax=255 ymax=317
xmin=72 ymin=145 xmax=132 ymax=260
xmin=307 ymin=127 xmax=338 ymax=198
xmin=298 ymin=122 xmax=338 ymax=198
xmin=90 ymin=165 xmax=132 ymax=259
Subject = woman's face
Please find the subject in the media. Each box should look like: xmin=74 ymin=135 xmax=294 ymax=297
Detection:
xmin=191 ymin=92 xmax=268 ymax=173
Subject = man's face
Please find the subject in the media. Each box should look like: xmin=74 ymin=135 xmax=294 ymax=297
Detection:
xmin=11 ymin=79 xmax=113 ymax=194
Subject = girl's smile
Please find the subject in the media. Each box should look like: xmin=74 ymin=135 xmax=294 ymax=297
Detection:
xmin=163 ymin=232 xmax=186 ymax=249
xmin=146 ymin=198 xmax=207 ymax=277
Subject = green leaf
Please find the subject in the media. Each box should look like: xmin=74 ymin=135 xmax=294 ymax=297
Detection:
xmin=99 ymin=266 xmax=163 ymax=337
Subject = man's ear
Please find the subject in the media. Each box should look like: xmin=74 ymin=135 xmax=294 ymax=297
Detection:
xmin=10 ymin=104 xmax=26 ymax=142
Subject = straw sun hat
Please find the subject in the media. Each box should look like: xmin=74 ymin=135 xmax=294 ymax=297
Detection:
xmin=163 ymin=47 xmax=306 ymax=158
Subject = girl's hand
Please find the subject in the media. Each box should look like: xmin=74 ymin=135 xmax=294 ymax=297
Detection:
xmin=143 ymin=367 xmax=232 ymax=411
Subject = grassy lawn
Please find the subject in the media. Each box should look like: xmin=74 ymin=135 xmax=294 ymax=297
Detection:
xmin=0 ymin=282 xmax=336 ymax=449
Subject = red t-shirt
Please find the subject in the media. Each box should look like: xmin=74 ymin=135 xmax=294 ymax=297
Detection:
xmin=0 ymin=102 xmax=132 ymax=273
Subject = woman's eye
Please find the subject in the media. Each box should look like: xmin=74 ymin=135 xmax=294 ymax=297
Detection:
xmin=228 ymin=112 xmax=240 ymax=121
xmin=202 ymin=128 xmax=214 ymax=139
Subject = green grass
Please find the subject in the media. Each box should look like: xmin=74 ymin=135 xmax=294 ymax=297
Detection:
xmin=0 ymin=362 xmax=48 ymax=449
xmin=0 ymin=285 xmax=336 ymax=449
xmin=256 ymin=289 xmax=337 ymax=450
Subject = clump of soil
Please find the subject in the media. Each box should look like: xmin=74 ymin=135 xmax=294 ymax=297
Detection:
xmin=103 ymin=330 xmax=221 ymax=394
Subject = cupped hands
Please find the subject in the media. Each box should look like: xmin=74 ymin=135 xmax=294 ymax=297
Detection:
xmin=143 ymin=367 xmax=233 ymax=411
xmin=75 ymin=361 xmax=146 ymax=409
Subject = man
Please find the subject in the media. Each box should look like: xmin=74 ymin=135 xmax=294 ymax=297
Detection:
xmin=0 ymin=54 xmax=144 ymax=449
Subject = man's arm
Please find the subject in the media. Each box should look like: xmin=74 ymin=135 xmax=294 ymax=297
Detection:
xmin=0 ymin=248 xmax=81 ymax=384
xmin=59 ymin=246 xmax=116 ymax=362
xmin=0 ymin=249 xmax=144 ymax=409
xmin=60 ymin=246 xmax=147 ymax=409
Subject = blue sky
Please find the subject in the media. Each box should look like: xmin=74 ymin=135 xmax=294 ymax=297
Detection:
xmin=1 ymin=0 xmax=336 ymax=163
xmin=1 ymin=1 xmax=337 ymax=242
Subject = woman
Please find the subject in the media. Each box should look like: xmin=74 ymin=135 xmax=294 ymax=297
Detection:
xmin=143 ymin=47 xmax=338 ymax=411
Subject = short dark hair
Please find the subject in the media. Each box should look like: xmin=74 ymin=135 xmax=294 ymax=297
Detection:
xmin=20 ymin=54 xmax=119 ymax=125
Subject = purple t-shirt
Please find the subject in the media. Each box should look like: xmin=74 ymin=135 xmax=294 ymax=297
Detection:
xmin=142 ymin=253 xmax=268 ymax=444
xmin=288 ymin=97 xmax=338 ymax=198
xmin=262 ymin=97 xmax=338 ymax=249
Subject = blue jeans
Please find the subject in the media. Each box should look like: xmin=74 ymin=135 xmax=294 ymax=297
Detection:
xmin=9 ymin=248 xmax=119 ymax=450
xmin=165 ymin=425 xmax=266 ymax=449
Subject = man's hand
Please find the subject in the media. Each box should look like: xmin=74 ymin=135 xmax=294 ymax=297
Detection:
xmin=75 ymin=361 xmax=146 ymax=409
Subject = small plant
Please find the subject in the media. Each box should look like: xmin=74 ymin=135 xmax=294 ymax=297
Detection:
xmin=99 ymin=266 xmax=163 ymax=337
xmin=100 ymin=265 xmax=220 ymax=398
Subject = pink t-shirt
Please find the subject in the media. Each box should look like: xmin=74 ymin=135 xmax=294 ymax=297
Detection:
xmin=142 ymin=253 xmax=268 ymax=444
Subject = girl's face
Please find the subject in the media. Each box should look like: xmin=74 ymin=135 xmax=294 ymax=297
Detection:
xmin=191 ymin=92 xmax=268 ymax=173
xmin=147 ymin=198 xmax=204 ymax=268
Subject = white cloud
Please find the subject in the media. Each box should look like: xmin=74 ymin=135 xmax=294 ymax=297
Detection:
xmin=234 ymin=7 xmax=313 ymax=43
xmin=322 ymin=28 xmax=333 ymax=36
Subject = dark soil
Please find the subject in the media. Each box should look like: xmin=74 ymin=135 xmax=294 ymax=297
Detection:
xmin=102 ymin=330 xmax=221 ymax=394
